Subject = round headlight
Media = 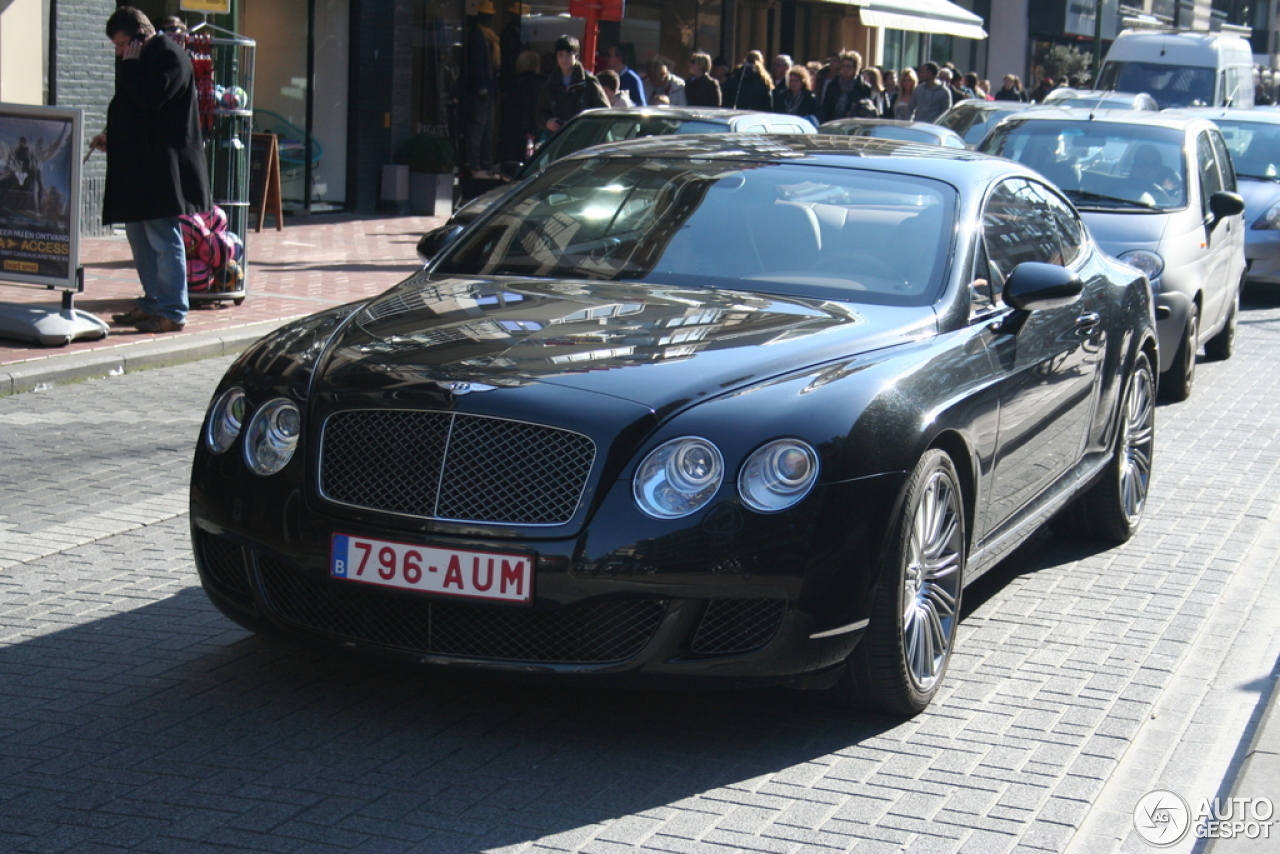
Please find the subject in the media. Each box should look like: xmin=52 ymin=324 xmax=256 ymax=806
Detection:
xmin=205 ymin=387 xmax=246 ymax=454
xmin=1253 ymin=202 xmax=1280 ymax=231
xmin=633 ymin=437 xmax=724 ymax=519
xmin=739 ymin=440 xmax=820 ymax=512
xmin=242 ymin=397 xmax=301 ymax=476
xmin=1118 ymin=249 xmax=1164 ymax=281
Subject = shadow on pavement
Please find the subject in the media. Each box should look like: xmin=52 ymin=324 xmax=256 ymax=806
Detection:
xmin=0 ymin=584 xmax=902 ymax=851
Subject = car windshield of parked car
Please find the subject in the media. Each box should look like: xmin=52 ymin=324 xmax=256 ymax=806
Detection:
xmin=1213 ymin=119 xmax=1280 ymax=180
xmin=434 ymin=156 xmax=957 ymax=306
xmin=982 ymin=120 xmax=1187 ymax=210
xmin=527 ymin=116 xmax=730 ymax=175
xmin=1097 ymin=62 xmax=1214 ymax=108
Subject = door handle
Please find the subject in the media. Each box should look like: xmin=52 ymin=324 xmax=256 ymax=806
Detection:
xmin=1076 ymin=312 xmax=1101 ymax=336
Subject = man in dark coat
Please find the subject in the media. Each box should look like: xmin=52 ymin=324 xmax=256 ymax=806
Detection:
xmin=820 ymin=51 xmax=872 ymax=122
xmin=90 ymin=6 xmax=210 ymax=334
xmin=535 ymin=35 xmax=609 ymax=138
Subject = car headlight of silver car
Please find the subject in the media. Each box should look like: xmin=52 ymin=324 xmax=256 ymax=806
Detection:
xmin=242 ymin=397 xmax=302 ymax=476
xmin=633 ymin=437 xmax=724 ymax=519
xmin=205 ymin=387 xmax=247 ymax=454
xmin=1118 ymin=249 xmax=1164 ymax=281
xmin=1253 ymin=202 xmax=1280 ymax=230
xmin=738 ymin=439 xmax=820 ymax=512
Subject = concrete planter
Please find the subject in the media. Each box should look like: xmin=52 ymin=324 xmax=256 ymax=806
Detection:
xmin=408 ymin=172 xmax=455 ymax=216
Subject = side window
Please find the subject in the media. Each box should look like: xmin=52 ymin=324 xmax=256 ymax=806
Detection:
xmin=1210 ymin=129 xmax=1237 ymax=191
xmin=1197 ymin=132 xmax=1224 ymax=216
xmin=982 ymin=178 xmax=1075 ymax=286
xmin=969 ymin=238 xmax=997 ymax=316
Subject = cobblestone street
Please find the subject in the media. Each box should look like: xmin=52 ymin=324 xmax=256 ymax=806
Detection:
xmin=1 ymin=289 xmax=1279 ymax=853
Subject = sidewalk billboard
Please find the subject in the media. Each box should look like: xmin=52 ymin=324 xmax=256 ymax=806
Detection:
xmin=0 ymin=103 xmax=82 ymax=291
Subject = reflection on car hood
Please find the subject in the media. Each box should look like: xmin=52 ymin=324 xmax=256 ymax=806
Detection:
xmin=315 ymin=272 xmax=936 ymax=410
xmin=1079 ymin=209 xmax=1170 ymax=258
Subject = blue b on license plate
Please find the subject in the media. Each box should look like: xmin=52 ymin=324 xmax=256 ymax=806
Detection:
xmin=331 ymin=533 xmax=533 ymax=604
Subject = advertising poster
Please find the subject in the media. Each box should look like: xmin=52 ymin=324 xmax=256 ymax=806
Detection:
xmin=0 ymin=103 xmax=82 ymax=291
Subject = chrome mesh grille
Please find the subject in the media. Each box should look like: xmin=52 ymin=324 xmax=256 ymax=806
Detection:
xmin=320 ymin=410 xmax=595 ymax=525
xmin=691 ymin=598 xmax=786 ymax=655
xmin=196 ymin=531 xmax=253 ymax=603
xmin=255 ymin=553 xmax=666 ymax=664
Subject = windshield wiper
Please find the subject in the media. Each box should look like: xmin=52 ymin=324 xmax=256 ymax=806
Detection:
xmin=1237 ymin=173 xmax=1280 ymax=183
xmin=1063 ymin=189 xmax=1156 ymax=209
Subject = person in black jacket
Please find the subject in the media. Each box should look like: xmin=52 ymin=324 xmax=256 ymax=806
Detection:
xmin=534 ymin=35 xmax=609 ymax=138
xmin=724 ymin=50 xmax=773 ymax=111
xmin=685 ymin=52 xmax=721 ymax=107
xmin=820 ymin=51 xmax=872 ymax=121
xmin=90 ymin=6 xmax=209 ymax=334
xmin=772 ymin=65 xmax=821 ymax=121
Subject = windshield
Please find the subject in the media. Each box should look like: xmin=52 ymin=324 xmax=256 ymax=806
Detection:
xmin=525 ymin=116 xmax=730 ymax=176
xmin=981 ymin=119 xmax=1187 ymax=210
xmin=1214 ymin=120 xmax=1280 ymax=179
xmin=1097 ymin=61 xmax=1214 ymax=108
xmin=435 ymin=157 xmax=957 ymax=307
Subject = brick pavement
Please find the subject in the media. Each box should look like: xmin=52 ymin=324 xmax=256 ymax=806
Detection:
xmin=1 ymin=233 xmax=1279 ymax=851
xmin=0 ymin=213 xmax=447 ymax=384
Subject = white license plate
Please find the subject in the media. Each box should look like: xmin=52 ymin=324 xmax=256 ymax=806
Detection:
xmin=331 ymin=533 xmax=533 ymax=604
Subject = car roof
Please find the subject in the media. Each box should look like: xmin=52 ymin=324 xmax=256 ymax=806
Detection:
xmin=553 ymin=132 xmax=1025 ymax=183
xmin=1162 ymin=106 xmax=1280 ymax=124
xmin=992 ymin=106 xmax=1213 ymax=132
xmin=571 ymin=106 xmax=793 ymax=123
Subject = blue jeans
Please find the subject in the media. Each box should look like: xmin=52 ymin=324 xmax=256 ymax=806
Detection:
xmin=124 ymin=217 xmax=188 ymax=324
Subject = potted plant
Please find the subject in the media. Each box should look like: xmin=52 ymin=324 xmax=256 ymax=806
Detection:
xmin=398 ymin=133 xmax=456 ymax=216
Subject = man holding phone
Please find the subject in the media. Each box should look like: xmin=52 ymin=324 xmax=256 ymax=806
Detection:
xmin=89 ymin=6 xmax=209 ymax=334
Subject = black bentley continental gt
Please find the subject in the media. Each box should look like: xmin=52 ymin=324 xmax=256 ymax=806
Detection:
xmin=191 ymin=135 xmax=1158 ymax=716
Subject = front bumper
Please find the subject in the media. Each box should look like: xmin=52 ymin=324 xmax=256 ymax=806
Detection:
xmin=189 ymin=470 xmax=906 ymax=688
xmin=1246 ymin=229 xmax=1280 ymax=284
xmin=1152 ymin=286 xmax=1191 ymax=374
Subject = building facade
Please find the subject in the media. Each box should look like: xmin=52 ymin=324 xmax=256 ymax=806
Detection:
xmin=0 ymin=0 xmax=1269 ymax=228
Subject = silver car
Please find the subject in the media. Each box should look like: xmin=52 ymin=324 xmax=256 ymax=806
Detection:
xmin=936 ymin=99 xmax=1038 ymax=148
xmin=819 ymin=117 xmax=967 ymax=148
xmin=1165 ymin=107 xmax=1280 ymax=286
xmin=1040 ymin=89 xmax=1159 ymax=111
xmin=979 ymin=109 xmax=1246 ymax=401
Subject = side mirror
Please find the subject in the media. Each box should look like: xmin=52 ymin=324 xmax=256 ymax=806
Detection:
xmin=1208 ymin=190 xmax=1245 ymax=227
xmin=1002 ymin=262 xmax=1083 ymax=312
xmin=416 ymin=224 xmax=465 ymax=266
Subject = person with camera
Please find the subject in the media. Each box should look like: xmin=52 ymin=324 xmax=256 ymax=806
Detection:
xmin=89 ymin=6 xmax=209 ymax=334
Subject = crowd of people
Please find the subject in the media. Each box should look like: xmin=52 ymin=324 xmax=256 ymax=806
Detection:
xmin=475 ymin=33 xmax=1075 ymax=176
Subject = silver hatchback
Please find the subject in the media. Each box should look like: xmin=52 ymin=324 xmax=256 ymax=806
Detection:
xmin=979 ymin=109 xmax=1246 ymax=400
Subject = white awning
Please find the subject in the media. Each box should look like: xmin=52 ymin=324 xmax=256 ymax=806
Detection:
xmin=851 ymin=0 xmax=989 ymax=41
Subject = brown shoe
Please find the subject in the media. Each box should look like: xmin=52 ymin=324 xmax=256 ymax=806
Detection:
xmin=134 ymin=316 xmax=186 ymax=334
xmin=111 ymin=307 xmax=155 ymax=325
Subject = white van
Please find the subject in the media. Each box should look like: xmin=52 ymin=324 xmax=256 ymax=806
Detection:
xmin=1097 ymin=29 xmax=1255 ymax=109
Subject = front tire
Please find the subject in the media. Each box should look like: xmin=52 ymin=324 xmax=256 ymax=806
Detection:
xmin=836 ymin=449 xmax=965 ymax=716
xmin=1160 ymin=302 xmax=1198 ymax=401
xmin=1053 ymin=351 xmax=1155 ymax=543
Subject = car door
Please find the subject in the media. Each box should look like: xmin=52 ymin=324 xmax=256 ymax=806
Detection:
xmin=1207 ymin=127 xmax=1247 ymax=295
xmin=977 ymin=177 xmax=1105 ymax=539
xmin=1195 ymin=128 xmax=1237 ymax=331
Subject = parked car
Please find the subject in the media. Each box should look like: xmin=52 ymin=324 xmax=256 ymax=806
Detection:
xmin=979 ymin=109 xmax=1246 ymax=400
xmin=818 ymin=117 xmax=967 ymax=148
xmin=1040 ymin=88 xmax=1159 ymax=111
xmin=416 ymin=107 xmax=817 ymax=264
xmin=1164 ymin=107 xmax=1280 ymax=286
xmin=192 ymin=134 xmax=1157 ymax=717
xmin=935 ymin=99 xmax=1037 ymax=147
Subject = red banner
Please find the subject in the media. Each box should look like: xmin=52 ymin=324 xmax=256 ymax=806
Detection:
xmin=567 ymin=0 xmax=624 ymax=22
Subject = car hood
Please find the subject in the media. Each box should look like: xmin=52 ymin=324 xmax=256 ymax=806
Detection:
xmin=313 ymin=272 xmax=936 ymax=414
xmin=1079 ymin=209 xmax=1171 ymax=258
xmin=1237 ymin=177 xmax=1280 ymax=224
